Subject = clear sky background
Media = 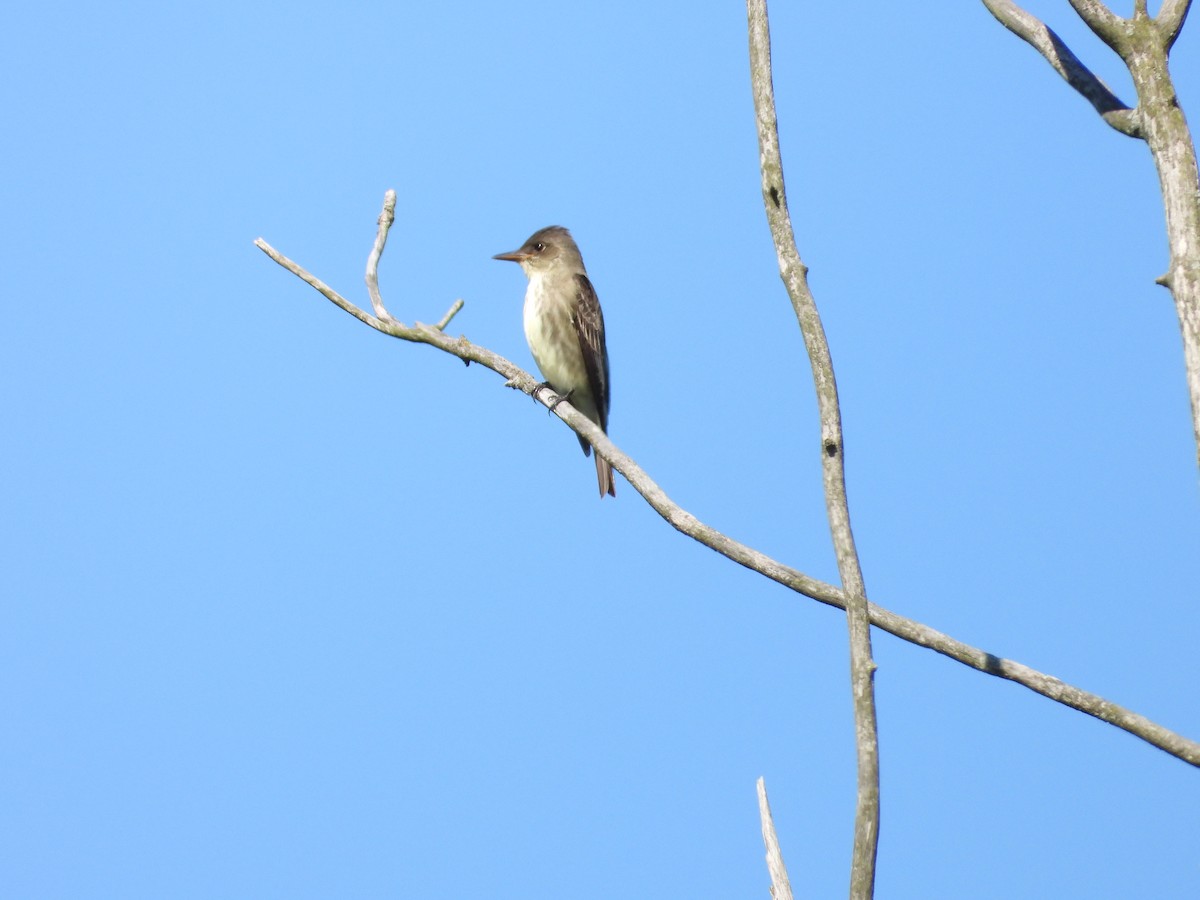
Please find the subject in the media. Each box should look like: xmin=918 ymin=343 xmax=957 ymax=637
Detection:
xmin=2 ymin=1 xmax=1198 ymax=897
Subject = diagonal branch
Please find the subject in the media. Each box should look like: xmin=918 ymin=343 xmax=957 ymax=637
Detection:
xmin=1157 ymin=0 xmax=1192 ymax=50
xmin=747 ymin=1 xmax=878 ymax=897
xmin=255 ymin=195 xmax=1200 ymax=770
xmin=982 ymin=0 xmax=1142 ymax=137
xmin=1067 ymin=0 xmax=1128 ymax=52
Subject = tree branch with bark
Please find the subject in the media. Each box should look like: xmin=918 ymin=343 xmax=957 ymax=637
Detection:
xmin=984 ymin=0 xmax=1200 ymax=474
xmin=254 ymin=196 xmax=1200 ymax=771
xmin=746 ymin=0 xmax=879 ymax=894
xmin=255 ymin=3 xmax=1200 ymax=897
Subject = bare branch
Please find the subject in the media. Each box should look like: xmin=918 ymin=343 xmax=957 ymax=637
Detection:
xmin=435 ymin=299 xmax=465 ymax=331
xmin=982 ymin=0 xmax=1142 ymax=137
xmin=1157 ymin=0 xmax=1192 ymax=49
xmin=366 ymin=190 xmax=399 ymax=322
xmin=1120 ymin=6 xmax=1200 ymax=475
xmin=255 ymin=198 xmax=1200 ymax=769
xmin=256 ymin=238 xmax=385 ymax=332
xmin=748 ymin=2 xmax=879 ymax=896
xmin=1066 ymin=0 xmax=1128 ymax=52
xmin=868 ymin=606 xmax=1200 ymax=766
xmin=986 ymin=0 xmax=1200 ymax=469
xmin=757 ymin=778 xmax=794 ymax=900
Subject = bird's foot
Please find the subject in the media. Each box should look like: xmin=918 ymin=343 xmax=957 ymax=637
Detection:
xmin=546 ymin=386 xmax=574 ymax=415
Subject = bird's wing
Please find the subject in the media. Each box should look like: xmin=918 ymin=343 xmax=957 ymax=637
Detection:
xmin=572 ymin=272 xmax=610 ymax=432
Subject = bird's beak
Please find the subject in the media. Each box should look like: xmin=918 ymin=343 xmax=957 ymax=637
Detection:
xmin=493 ymin=249 xmax=531 ymax=263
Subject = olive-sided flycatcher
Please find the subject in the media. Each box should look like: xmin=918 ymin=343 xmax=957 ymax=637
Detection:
xmin=493 ymin=226 xmax=615 ymax=498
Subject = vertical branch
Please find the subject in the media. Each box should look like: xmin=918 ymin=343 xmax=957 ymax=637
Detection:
xmin=1122 ymin=10 xmax=1200 ymax=476
xmin=746 ymin=2 xmax=880 ymax=897
xmin=366 ymin=190 xmax=399 ymax=322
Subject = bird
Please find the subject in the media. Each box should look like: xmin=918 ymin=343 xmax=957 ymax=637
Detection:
xmin=493 ymin=226 xmax=615 ymax=498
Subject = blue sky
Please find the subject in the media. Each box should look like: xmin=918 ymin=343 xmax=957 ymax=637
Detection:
xmin=3 ymin=1 xmax=1198 ymax=896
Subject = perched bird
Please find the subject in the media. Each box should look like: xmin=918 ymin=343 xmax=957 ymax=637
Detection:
xmin=493 ymin=226 xmax=615 ymax=498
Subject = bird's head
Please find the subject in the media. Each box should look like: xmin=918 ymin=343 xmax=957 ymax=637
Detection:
xmin=493 ymin=226 xmax=583 ymax=276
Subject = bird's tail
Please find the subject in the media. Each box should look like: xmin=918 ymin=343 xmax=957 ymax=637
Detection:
xmin=595 ymin=453 xmax=616 ymax=499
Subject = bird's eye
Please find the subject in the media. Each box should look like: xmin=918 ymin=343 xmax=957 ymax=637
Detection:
xmin=533 ymin=242 xmax=545 ymax=252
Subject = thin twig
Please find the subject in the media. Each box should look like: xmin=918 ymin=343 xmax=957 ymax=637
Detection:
xmin=253 ymin=204 xmax=1200 ymax=769
xmin=747 ymin=2 xmax=879 ymax=896
xmin=366 ymin=190 xmax=398 ymax=322
xmin=981 ymin=0 xmax=1142 ymax=137
xmin=435 ymin=299 xmax=465 ymax=331
xmin=757 ymin=778 xmax=794 ymax=900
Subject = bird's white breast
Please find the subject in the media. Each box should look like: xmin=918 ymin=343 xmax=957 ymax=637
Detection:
xmin=523 ymin=275 xmax=583 ymax=392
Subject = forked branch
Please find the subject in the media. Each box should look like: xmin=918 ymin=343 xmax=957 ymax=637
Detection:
xmin=982 ymin=0 xmax=1142 ymax=136
xmin=984 ymin=0 xmax=1200 ymax=478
